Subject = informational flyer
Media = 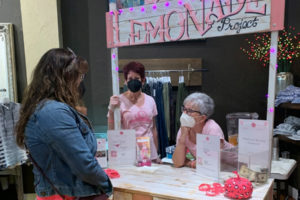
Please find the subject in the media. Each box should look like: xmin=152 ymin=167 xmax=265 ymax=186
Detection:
xmin=107 ymin=129 xmax=136 ymax=167
xmin=196 ymin=134 xmax=220 ymax=180
xmin=238 ymin=119 xmax=270 ymax=169
xmin=94 ymin=133 xmax=108 ymax=168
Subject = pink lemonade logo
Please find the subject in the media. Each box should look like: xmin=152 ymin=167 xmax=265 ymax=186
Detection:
xmin=128 ymin=111 xmax=152 ymax=125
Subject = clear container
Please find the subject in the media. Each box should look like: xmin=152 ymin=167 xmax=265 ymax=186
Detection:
xmin=226 ymin=112 xmax=259 ymax=146
xmin=238 ymin=151 xmax=269 ymax=184
xmin=221 ymin=146 xmax=238 ymax=172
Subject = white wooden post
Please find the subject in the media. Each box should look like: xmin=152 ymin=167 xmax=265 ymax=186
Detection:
xmin=267 ymin=31 xmax=278 ymax=173
xmin=109 ymin=2 xmax=121 ymax=130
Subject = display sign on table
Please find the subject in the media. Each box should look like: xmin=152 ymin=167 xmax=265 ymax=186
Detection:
xmin=238 ymin=119 xmax=270 ymax=171
xmin=108 ymin=129 xmax=136 ymax=167
xmin=196 ymin=134 xmax=220 ymax=181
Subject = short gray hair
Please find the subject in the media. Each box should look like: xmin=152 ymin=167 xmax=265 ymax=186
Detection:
xmin=183 ymin=92 xmax=215 ymax=118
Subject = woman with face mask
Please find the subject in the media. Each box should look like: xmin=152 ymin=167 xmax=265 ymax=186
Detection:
xmin=107 ymin=62 xmax=160 ymax=163
xmin=172 ymin=92 xmax=233 ymax=168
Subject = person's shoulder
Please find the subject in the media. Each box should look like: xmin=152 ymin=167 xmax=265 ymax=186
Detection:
xmin=144 ymin=93 xmax=155 ymax=103
xmin=40 ymin=100 xmax=69 ymax=111
xmin=37 ymin=100 xmax=73 ymax=118
xmin=204 ymin=119 xmax=224 ymax=136
xmin=205 ymin=119 xmax=221 ymax=128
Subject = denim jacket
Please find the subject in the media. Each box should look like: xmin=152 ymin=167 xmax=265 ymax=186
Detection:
xmin=25 ymin=100 xmax=112 ymax=197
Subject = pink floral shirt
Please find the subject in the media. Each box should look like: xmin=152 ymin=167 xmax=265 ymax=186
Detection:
xmin=176 ymin=119 xmax=233 ymax=157
xmin=120 ymin=93 xmax=158 ymax=160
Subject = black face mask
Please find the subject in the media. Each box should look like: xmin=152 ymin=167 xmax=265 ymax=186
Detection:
xmin=127 ymin=79 xmax=142 ymax=93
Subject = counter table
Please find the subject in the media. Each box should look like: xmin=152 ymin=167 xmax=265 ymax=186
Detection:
xmin=111 ymin=164 xmax=273 ymax=200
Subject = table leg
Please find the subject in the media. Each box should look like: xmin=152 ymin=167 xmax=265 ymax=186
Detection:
xmin=15 ymin=166 xmax=24 ymax=200
xmin=277 ymin=180 xmax=280 ymax=200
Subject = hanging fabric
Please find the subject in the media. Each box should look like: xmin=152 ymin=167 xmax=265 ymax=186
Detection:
xmin=175 ymin=75 xmax=188 ymax=136
xmin=162 ymin=75 xmax=171 ymax=141
xmin=153 ymin=81 xmax=169 ymax=158
xmin=0 ymin=102 xmax=27 ymax=169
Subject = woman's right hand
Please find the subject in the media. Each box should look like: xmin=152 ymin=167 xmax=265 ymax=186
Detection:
xmin=109 ymin=95 xmax=120 ymax=111
xmin=178 ymin=127 xmax=191 ymax=145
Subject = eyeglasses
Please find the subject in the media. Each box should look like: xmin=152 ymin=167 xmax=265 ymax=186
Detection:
xmin=80 ymin=74 xmax=85 ymax=81
xmin=181 ymin=106 xmax=202 ymax=115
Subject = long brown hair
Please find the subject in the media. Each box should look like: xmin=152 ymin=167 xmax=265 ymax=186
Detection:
xmin=16 ymin=48 xmax=88 ymax=147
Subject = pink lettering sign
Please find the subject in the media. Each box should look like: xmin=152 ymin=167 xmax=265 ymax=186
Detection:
xmin=106 ymin=0 xmax=285 ymax=48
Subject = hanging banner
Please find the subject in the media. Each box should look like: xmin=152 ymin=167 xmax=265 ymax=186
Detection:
xmin=106 ymin=0 xmax=285 ymax=48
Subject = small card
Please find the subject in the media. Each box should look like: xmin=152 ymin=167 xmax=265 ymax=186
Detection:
xmin=95 ymin=136 xmax=107 ymax=168
xmin=196 ymin=134 xmax=220 ymax=181
xmin=107 ymin=129 xmax=136 ymax=167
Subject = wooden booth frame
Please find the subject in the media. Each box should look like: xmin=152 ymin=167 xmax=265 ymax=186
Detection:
xmin=106 ymin=1 xmax=286 ymax=197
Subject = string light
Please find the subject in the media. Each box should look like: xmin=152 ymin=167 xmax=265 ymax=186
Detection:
xmin=141 ymin=6 xmax=145 ymax=12
xmin=241 ymin=26 xmax=300 ymax=72
xmin=165 ymin=1 xmax=170 ymax=7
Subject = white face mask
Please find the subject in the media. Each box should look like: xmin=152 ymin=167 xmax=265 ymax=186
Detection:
xmin=180 ymin=112 xmax=196 ymax=128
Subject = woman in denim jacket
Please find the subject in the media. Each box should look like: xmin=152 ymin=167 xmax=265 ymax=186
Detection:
xmin=16 ymin=48 xmax=112 ymax=200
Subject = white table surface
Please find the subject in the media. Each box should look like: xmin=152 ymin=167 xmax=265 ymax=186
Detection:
xmin=111 ymin=164 xmax=274 ymax=200
xmin=270 ymin=158 xmax=297 ymax=180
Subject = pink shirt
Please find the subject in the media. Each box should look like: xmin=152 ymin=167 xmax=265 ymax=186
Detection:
xmin=176 ymin=119 xmax=233 ymax=157
xmin=120 ymin=93 xmax=158 ymax=160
